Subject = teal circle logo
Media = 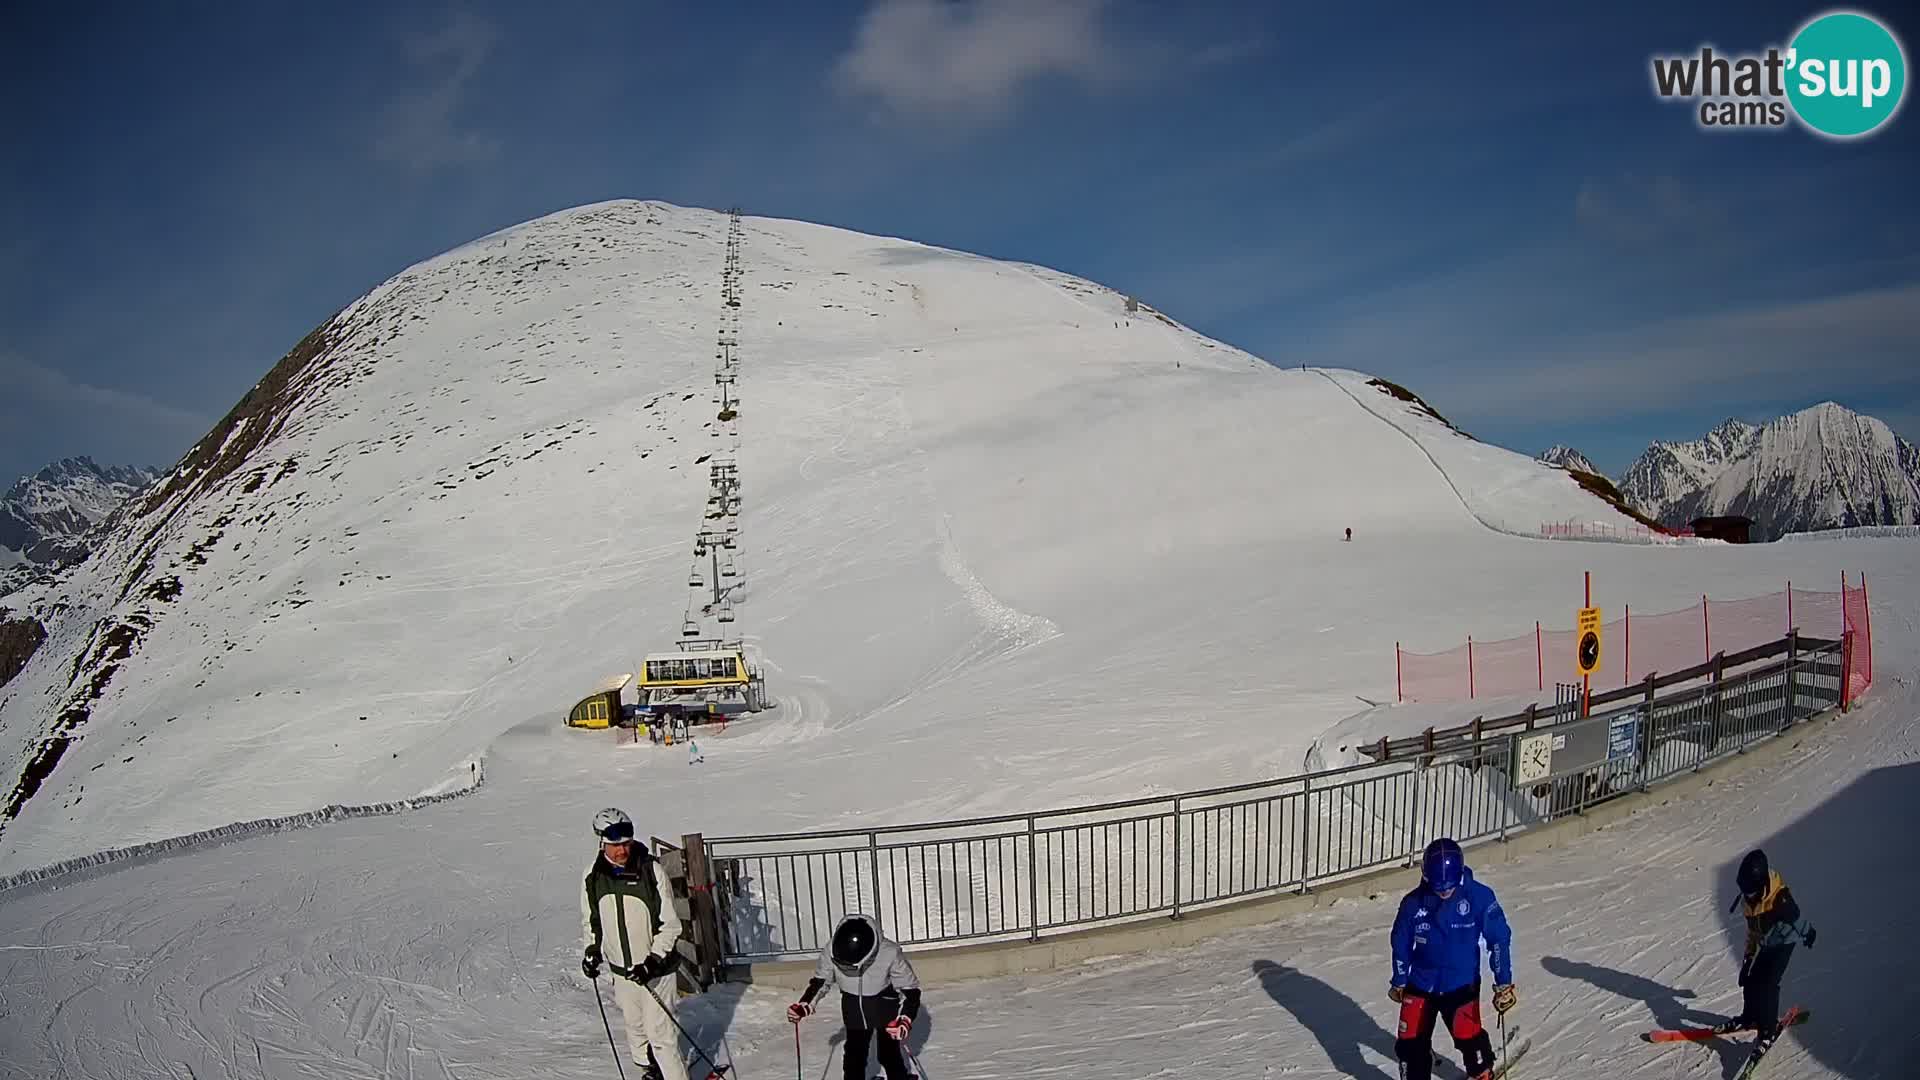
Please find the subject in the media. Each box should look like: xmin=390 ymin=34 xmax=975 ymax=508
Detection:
xmin=1786 ymin=11 xmax=1907 ymax=137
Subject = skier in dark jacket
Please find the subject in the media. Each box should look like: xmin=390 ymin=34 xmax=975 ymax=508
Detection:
xmin=787 ymin=914 xmax=921 ymax=1080
xmin=1715 ymin=849 xmax=1815 ymax=1054
xmin=1390 ymin=838 xmax=1516 ymax=1080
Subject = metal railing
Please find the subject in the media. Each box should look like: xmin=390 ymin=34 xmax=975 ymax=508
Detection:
xmin=707 ymin=636 xmax=1848 ymax=964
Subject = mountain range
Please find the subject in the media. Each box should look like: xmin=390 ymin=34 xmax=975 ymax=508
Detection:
xmin=1 ymin=458 xmax=163 ymax=592
xmin=1615 ymin=404 xmax=1920 ymax=540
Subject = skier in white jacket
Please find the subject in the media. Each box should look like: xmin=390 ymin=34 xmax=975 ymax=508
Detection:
xmin=787 ymin=913 xmax=922 ymax=1079
xmin=581 ymin=808 xmax=689 ymax=1080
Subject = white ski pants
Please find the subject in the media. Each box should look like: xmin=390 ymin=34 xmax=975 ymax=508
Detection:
xmin=611 ymin=974 xmax=691 ymax=1080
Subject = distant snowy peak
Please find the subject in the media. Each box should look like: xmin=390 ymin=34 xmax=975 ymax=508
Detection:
xmin=1618 ymin=418 xmax=1762 ymax=521
xmin=1537 ymin=445 xmax=1600 ymax=476
xmin=0 ymin=456 xmax=164 ymax=568
xmin=1619 ymin=404 xmax=1920 ymax=539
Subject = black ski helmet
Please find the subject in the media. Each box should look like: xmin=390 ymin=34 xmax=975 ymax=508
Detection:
xmin=831 ymin=915 xmax=877 ymax=972
xmin=1737 ymin=849 xmax=1770 ymax=900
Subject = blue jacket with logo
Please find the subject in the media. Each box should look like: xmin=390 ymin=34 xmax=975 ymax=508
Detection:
xmin=1390 ymin=866 xmax=1513 ymax=994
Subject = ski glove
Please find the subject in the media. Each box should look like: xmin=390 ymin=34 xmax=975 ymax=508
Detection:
xmin=1492 ymin=983 xmax=1517 ymax=1015
xmin=886 ymin=1015 xmax=913 ymax=1041
xmin=1388 ymin=985 xmax=1407 ymax=1004
xmin=582 ymin=945 xmax=602 ymax=980
xmin=787 ymin=1001 xmax=813 ymax=1024
xmin=630 ymin=952 xmax=674 ymax=982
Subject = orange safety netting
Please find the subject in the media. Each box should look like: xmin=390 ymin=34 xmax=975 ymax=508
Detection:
xmin=1397 ymin=575 xmax=1874 ymax=704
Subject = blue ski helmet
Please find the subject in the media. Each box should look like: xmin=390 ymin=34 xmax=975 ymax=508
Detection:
xmin=1422 ymin=837 xmax=1466 ymax=892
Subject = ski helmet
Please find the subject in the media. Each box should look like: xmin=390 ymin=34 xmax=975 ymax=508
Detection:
xmin=592 ymin=807 xmax=635 ymax=844
xmin=1422 ymin=837 xmax=1466 ymax=893
xmin=1737 ymin=849 xmax=1769 ymax=900
xmin=830 ymin=915 xmax=878 ymax=973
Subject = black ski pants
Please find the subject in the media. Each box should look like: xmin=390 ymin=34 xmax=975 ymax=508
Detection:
xmin=1739 ymin=944 xmax=1794 ymax=1036
xmin=843 ymin=1024 xmax=911 ymax=1080
xmin=1396 ymin=981 xmax=1496 ymax=1079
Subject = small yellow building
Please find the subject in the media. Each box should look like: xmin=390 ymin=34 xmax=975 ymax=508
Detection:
xmin=566 ymin=673 xmax=632 ymax=729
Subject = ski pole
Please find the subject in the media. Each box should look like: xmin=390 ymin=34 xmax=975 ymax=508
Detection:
xmin=793 ymin=1021 xmax=802 ymax=1080
xmin=641 ymin=977 xmax=731 ymax=1079
xmin=1498 ymin=1009 xmax=1512 ymax=1072
xmin=594 ymin=974 xmax=630 ymax=1080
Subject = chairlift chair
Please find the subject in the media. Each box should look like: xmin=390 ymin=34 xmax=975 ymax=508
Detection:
xmin=680 ymin=619 xmax=701 ymax=638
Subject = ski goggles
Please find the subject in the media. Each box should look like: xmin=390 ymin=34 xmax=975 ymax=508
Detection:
xmin=599 ymin=821 xmax=636 ymax=844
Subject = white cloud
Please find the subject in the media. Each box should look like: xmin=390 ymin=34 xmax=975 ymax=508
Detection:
xmin=833 ymin=0 xmax=1126 ymax=121
xmin=1574 ymin=173 xmax=1732 ymax=250
xmin=373 ymin=11 xmax=501 ymax=173
xmin=1433 ymin=282 xmax=1920 ymax=421
xmin=0 ymin=353 xmax=210 ymax=438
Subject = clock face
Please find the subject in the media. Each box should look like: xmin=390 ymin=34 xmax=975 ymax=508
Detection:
xmin=1515 ymin=733 xmax=1553 ymax=785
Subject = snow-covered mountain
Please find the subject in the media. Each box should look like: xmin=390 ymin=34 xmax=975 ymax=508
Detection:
xmin=0 ymin=456 xmax=163 ymax=567
xmin=1617 ymin=418 xmax=1762 ymax=523
xmin=1537 ymin=445 xmax=1600 ymax=475
xmin=0 ymin=200 xmax=1650 ymax=872
xmin=1619 ymin=405 xmax=1920 ymax=540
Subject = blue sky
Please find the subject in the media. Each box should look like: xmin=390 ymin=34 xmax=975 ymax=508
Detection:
xmin=3 ymin=0 xmax=1916 ymax=484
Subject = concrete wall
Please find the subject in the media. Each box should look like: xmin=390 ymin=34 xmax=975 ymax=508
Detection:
xmin=722 ymin=702 xmax=1850 ymax=990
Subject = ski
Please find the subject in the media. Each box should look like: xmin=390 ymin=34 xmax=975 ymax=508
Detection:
xmin=1733 ymin=1007 xmax=1804 ymax=1080
xmin=1641 ymin=1007 xmax=1809 ymax=1044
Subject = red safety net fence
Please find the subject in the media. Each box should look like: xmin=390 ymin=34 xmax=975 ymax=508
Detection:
xmin=1397 ymin=575 xmax=1874 ymax=704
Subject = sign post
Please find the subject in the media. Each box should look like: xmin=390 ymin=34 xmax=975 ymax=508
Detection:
xmin=1577 ymin=572 xmax=1603 ymax=717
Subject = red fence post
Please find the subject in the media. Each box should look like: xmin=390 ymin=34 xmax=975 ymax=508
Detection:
xmin=1702 ymin=594 xmax=1711 ymax=664
xmin=1468 ymin=636 xmax=1476 ymax=700
xmin=1623 ymin=604 xmax=1631 ymax=686
xmin=1787 ymin=580 xmax=1793 ymax=634
xmin=1396 ymin=643 xmax=1403 ymax=703
xmin=1536 ymin=621 xmax=1543 ymax=691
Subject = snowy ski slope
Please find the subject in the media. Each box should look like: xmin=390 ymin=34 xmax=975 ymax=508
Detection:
xmin=0 ymin=201 xmax=1910 ymax=1078
xmin=0 ymin=547 xmax=1908 ymax=1079
xmin=0 ymin=200 xmax=1648 ymax=874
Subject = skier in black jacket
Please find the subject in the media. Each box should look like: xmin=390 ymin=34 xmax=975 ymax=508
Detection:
xmin=1716 ymin=849 xmax=1815 ymax=1057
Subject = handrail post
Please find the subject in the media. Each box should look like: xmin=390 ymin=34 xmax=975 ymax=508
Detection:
xmin=1498 ymin=732 xmax=1512 ymax=841
xmin=1171 ymin=796 xmax=1183 ymax=920
xmin=1405 ymin=758 xmax=1423 ymax=866
xmin=1784 ymin=629 xmax=1799 ymax=730
xmin=1639 ymin=672 xmax=1657 ymax=790
xmin=867 ymin=830 xmax=883 ymax=937
xmin=1296 ymin=776 xmax=1312 ymax=893
xmin=1026 ymin=815 xmax=1039 ymax=942
xmin=1711 ymin=651 xmax=1727 ymax=753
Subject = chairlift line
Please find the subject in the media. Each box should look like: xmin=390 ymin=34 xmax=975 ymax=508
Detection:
xmin=640 ymin=207 xmax=769 ymax=724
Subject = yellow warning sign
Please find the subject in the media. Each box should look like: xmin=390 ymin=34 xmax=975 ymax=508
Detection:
xmin=1576 ymin=606 xmax=1603 ymax=676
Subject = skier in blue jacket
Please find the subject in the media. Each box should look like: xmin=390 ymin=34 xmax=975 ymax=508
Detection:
xmin=1390 ymin=838 xmax=1516 ymax=1080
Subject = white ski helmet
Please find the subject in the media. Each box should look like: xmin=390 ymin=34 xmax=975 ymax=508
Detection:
xmin=592 ymin=807 xmax=635 ymax=843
